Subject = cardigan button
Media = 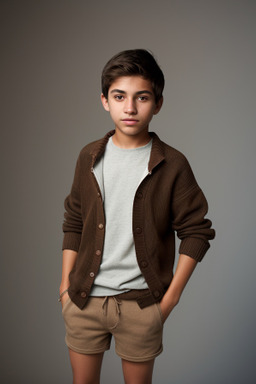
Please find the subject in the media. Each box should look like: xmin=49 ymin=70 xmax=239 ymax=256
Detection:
xmin=141 ymin=261 xmax=148 ymax=268
xmin=135 ymin=227 xmax=142 ymax=234
xmin=98 ymin=223 xmax=104 ymax=229
xmin=96 ymin=250 xmax=101 ymax=256
xmin=153 ymin=290 xmax=160 ymax=298
xmin=89 ymin=272 xmax=95 ymax=278
xmin=80 ymin=291 xmax=87 ymax=298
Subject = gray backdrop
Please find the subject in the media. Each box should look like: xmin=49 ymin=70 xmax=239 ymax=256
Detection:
xmin=1 ymin=1 xmax=256 ymax=383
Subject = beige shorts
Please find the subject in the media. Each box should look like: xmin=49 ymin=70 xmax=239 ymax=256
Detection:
xmin=62 ymin=296 xmax=163 ymax=362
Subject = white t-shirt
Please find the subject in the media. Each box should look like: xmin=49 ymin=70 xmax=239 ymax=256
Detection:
xmin=90 ymin=136 xmax=152 ymax=296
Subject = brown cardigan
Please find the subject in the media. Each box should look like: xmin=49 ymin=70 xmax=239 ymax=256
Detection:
xmin=62 ymin=130 xmax=215 ymax=309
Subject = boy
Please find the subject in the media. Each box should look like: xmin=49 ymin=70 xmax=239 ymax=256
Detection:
xmin=60 ymin=49 xmax=215 ymax=384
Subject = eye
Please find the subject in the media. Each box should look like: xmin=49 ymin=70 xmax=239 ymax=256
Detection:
xmin=138 ymin=96 xmax=149 ymax=101
xmin=114 ymin=95 xmax=124 ymax=101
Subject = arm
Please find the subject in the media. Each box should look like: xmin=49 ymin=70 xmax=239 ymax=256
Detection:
xmin=160 ymin=156 xmax=214 ymax=321
xmin=160 ymin=254 xmax=197 ymax=322
xmin=59 ymin=249 xmax=78 ymax=307
xmin=60 ymin=153 xmax=83 ymax=306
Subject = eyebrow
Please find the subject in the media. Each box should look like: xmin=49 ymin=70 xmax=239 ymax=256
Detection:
xmin=110 ymin=89 xmax=153 ymax=95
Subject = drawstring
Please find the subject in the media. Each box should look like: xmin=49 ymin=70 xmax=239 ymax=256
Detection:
xmin=102 ymin=296 xmax=108 ymax=316
xmin=114 ymin=297 xmax=122 ymax=315
xmin=102 ymin=296 xmax=122 ymax=329
xmin=102 ymin=296 xmax=122 ymax=315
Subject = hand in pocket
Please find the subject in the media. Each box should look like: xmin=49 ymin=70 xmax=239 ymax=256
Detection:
xmin=61 ymin=291 xmax=70 ymax=309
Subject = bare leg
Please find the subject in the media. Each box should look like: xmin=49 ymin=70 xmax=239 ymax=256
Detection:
xmin=122 ymin=358 xmax=155 ymax=384
xmin=69 ymin=348 xmax=104 ymax=384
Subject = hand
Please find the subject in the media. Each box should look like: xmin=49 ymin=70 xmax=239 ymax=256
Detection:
xmin=59 ymin=284 xmax=70 ymax=309
xmin=60 ymin=290 xmax=70 ymax=309
xmin=159 ymin=296 xmax=179 ymax=323
xmin=159 ymin=300 xmax=172 ymax=323
xmin=159 ymin=254 xmax=197 ymax=323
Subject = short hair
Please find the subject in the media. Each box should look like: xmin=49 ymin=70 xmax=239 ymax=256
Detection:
xmin=101 ymin=49 xmax=165 ymax=103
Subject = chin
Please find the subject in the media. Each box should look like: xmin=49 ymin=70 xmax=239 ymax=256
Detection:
xmin=118 ymin=127 xmax=148 ymax=136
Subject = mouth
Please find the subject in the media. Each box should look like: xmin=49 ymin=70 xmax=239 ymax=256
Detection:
xmin=121 ymin=118 xmax=139 ymax=125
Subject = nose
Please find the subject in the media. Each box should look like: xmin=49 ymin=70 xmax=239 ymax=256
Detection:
xmin=124 ymin=98 xmax=137 ymax=114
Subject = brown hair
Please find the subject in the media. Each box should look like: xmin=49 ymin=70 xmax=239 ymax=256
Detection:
xmin=101 ymin=49 xmax=165 ymax=103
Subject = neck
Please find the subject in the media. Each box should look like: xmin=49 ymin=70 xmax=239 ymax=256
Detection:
xmin=112 ymin=130 xmax=151 ymax=149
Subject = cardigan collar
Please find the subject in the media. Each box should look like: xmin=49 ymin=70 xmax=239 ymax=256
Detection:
xmin=90 ymin=130 xmax=165 ymax=172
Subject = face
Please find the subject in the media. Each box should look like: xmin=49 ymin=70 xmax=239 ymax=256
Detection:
xmin=101 ymin=76 xmax=163 ymax=141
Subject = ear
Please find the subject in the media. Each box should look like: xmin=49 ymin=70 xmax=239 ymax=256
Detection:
xmin=101 ymin=93 xmax=110 ymax=111
xmin=153 ymin=96 xmax=163 ymax=115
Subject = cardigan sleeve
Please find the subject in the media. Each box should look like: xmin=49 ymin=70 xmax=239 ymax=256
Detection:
xmin=62 ymin=154 xmax=83 ymax=252
xmin=171 ymin=156 xmax=215 ymax=262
